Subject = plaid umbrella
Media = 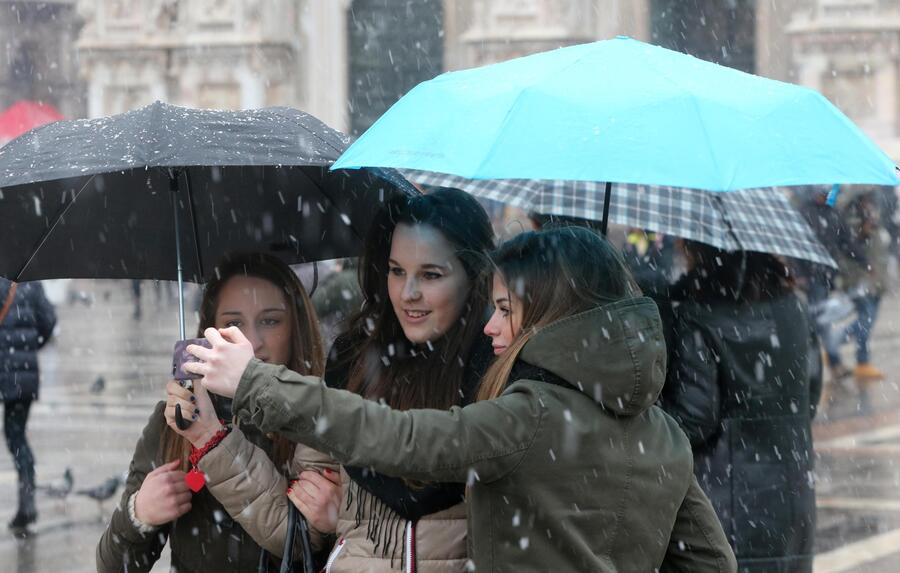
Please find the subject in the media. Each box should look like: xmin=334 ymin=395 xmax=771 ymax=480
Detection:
xmin=402 ymin=169 xmax=836 ymax=268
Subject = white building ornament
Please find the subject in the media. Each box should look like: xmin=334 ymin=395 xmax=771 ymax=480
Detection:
xmin=76 ymin=0 xmax=330 ymax=118
xmin=789 ymin=0 xmax=900 ymax=159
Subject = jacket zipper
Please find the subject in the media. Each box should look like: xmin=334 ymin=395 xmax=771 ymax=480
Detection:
xmin=405 ymin=521 xmax=416 ymax=573
xmin=324 ymin=537 xmax=345 ymax=573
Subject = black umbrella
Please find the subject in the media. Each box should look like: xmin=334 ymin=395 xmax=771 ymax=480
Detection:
xmin=0 ymin=101 xmax=416 ymax=332
xmin=0 ymin=102 xmax=416 ymax=434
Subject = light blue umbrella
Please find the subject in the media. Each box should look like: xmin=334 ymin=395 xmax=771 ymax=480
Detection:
xmin=334 ymin=36 xmax=898 ymax=211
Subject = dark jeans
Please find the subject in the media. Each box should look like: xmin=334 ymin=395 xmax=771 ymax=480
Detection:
xmin=3 ymin=399 xmax=35 ymax=507
xmin=828 ymin=294 xmax=882 ymax=366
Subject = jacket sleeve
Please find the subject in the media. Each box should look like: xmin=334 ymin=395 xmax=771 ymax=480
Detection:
xmin=29 ymin=283 xmax=57 ymax=347
xmin=96 ymin=403 xmax=170 ymax=573
xmin=660 ymin=476 xmax=737 ymax=573
xmin=198 ymin=428 xmax=339 ymax=555
xmin=660 ymin=316 xmax=721 ymax=447
xmin=232 ymin=360 xmax=543 ymax=484
xmin=291 ymin=443 xmax=341 ymax=552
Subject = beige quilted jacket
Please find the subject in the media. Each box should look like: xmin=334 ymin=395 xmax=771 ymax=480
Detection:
xmin=201 ymin=435 xmax=469 ymax=572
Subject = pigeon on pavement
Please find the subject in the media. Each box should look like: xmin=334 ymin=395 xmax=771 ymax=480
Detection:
xmin=36 ymin=468 xmax=74 ymax=499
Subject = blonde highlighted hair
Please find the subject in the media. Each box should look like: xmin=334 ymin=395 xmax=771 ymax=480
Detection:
xmin=477 ymin=226 xmax=640 ymax=401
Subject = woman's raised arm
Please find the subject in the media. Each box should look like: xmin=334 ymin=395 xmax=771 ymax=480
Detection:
xmin=229 ymin=359 xmax=543 ymax=485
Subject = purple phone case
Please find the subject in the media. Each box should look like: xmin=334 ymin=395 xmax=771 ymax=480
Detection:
xmin=172 ymin=338 xmax=212 ymax=381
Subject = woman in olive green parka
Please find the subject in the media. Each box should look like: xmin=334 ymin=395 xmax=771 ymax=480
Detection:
xmin=188 ymin=227 xmax=737 ymax=573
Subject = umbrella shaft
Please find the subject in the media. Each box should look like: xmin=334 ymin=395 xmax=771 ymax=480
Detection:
xmin=601 ymin=181 xmax=612 ymax=236
xmin=172 ymin=180 xmax=186 ymax=340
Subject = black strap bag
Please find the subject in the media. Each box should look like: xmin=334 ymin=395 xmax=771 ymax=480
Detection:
xmin=257 ymin=503 xmax=315 ymax=573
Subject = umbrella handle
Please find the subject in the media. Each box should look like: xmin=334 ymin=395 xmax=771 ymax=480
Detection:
xmin=173 ymin=377 xmax=194 ymax=430
xmin=175 ymin=403 xmax=192 ymax=430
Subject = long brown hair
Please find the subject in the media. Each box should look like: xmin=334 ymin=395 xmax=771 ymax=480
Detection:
xmin=342 ymin=188 xmax=495 ymax=410
xmin=478 ymin=226 xmax=640 ymax=401
xmin=160 ymin=252 xmax=326 ymax=471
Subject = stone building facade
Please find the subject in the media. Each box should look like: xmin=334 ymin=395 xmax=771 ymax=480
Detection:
xmin=0 ymin=0 xmax=84 ymax=118
xmin=76 ymin=0 xmax=350 ymax=129
xmin=69 ymin=0 xmax=900 ymax=161
xmin=789 ymin=0 xmax=900 ymax=159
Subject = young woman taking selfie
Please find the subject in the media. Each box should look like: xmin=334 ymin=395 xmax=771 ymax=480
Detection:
xmin=182 ymin=227 xmax=737 ymax=572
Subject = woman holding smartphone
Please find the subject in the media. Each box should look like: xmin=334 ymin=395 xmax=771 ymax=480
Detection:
xmin=97 ymin=253 xmax=338 ymax=572
xmin=182 ymin=227 xmax=737 ymax=572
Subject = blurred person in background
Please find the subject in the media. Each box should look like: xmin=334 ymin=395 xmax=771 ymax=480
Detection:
xmin=621 ymin=228 xmax=676 ymax=298
xmin=826 ymin=190 xmax=890 ymax=400
xmin=789 ymin=188 xmax=862 ymax=407
xmin=660 ymin=242 xmax=818 ymax=573
xmin=879 ymin=187 xmax=900 ymax=278
xmin=310 ymin=258 xmax=362 ymax=346
xmin=1 ymin=278 xmax=57 ymax=534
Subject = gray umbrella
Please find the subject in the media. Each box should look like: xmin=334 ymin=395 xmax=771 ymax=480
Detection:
xmin=402 ymin=170 xmax=836 ymax=268
xmin=0 ymin=101 xmax=417 ymax=333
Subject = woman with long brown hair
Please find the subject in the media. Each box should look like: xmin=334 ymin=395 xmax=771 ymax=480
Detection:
xmin=97 ymin=252 xmax=335 ymax=572
xmin=172 ymin=188 xmax=496 ymax=572
xmin=187 ymin=226 xmax=736 ymax=572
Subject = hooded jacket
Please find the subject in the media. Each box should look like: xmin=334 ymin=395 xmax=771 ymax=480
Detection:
xmin=660 ymin=285 xmax=816 ymax=573
xmin=0 ymin=279 xmax=56 ymax=402
xmin=231 ymin=297 xmax=736 ymax=572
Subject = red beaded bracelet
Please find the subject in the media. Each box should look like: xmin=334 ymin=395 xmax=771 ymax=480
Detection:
xmin=184 ymin=425 xmax=230 ymax=493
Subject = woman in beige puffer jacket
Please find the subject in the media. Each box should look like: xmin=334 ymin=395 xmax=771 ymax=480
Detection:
xmin=98 ymin=253 xmax=333 ymax=573
xmin=200 ymin=426 xmax=470 ymax=573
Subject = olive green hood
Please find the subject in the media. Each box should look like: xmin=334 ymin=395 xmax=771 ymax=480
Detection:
xmin=519 ymin=296 xmax=667 ymax=416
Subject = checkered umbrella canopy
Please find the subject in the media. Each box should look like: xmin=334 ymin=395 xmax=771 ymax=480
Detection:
xmin=401 ymin=169 xmax=836 ymax=268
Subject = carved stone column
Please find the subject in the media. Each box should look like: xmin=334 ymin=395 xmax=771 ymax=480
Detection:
xmin=301 ymin=0 xmax=351 ymax=132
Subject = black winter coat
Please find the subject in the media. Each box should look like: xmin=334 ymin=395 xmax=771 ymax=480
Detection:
xmin=659 ymin=282 xmax=816 ymax=573
xmin=0 ymin=279 xmax=56 ymax=402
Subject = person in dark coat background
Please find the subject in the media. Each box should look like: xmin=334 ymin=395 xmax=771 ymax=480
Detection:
xmin=659 ymin=241 xmax=818 ymax=573
xmin=0 ymin=278 xmax=57 ymax=533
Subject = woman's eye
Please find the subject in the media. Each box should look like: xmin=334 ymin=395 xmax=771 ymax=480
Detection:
xmin=225 ymin=320 xmax=242 ymax=328
xmin=499 ymin=307 xmax=510 ymax=317
xmin=260 ymin=318 xmax=280 ymax=327
xmin=389 ymin=267 xmax=404 ymax=277
xmin=422 ymin=272 xmax=442 ymax=280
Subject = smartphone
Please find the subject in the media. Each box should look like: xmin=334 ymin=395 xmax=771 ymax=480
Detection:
xmin=173 ymin=338 xmax=212 ymax=380
xmin=171 ymin=338 xmax=212 ymax=430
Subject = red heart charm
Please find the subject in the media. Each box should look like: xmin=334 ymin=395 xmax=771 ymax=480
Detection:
xmin=185 ymin=467 xmax=206 ymax=493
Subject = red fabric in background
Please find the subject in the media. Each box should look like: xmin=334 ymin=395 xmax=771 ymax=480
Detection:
xmin=0 ymin=100 xmax=64 ymax=144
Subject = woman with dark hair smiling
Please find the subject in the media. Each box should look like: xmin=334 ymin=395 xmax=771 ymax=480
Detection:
xmin=172 ymin=188 xmax=496 ymax=572
xmin=181 ymin=226 xmax=736 ymax=573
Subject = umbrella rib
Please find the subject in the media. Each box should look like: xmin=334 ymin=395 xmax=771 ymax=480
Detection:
xmin=183 ymin=169 xmax=205 ymax=280
xmin=711 ymin=194 xmax=743 ymax=252
xmin=15 ymin=174 xmax=95 ymax=281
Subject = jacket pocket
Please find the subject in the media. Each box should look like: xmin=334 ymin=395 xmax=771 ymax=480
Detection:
xmin=324 ymin=537 xmax=345 ymax=573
